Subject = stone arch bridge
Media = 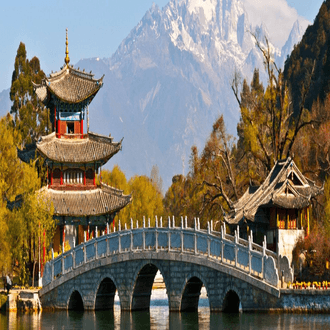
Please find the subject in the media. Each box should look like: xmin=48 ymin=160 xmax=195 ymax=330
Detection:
xmin=40 ymin=218 xmax=293 ymax=312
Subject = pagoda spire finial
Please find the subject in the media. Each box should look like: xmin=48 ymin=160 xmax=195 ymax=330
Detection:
xmin=65 ymin=28 xmax=70 ymax=66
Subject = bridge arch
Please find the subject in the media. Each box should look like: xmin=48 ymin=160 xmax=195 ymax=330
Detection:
xmin=131 ymin=261 xmax=169 ymax=311
xmin=179 ymin=272 xmax=209 ymax=312
xmin=68 ymin=289 xmax=84 ymax=310
xmin=222 ymin=286 xmax=242 ymax=313
xmin=94 ymin=277 xmax=118 ymax=310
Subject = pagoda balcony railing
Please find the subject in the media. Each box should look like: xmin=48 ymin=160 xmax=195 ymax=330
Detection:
xmin=56 ymin=133 xmax=87 ymax=139
xmin=43 ymin=217 xmax=294 ymax=289
xmin=49 ymin=184 xmax=97 ymax=191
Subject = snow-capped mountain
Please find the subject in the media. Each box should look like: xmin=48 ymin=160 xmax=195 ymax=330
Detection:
xmin=78 ymin=0 xmax=307 ymax=189
xmin=0 ymin=0 xmax=308 ymax=190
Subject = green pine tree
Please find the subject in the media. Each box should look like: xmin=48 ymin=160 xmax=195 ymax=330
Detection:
xmin=10 ymin=42 xmax=50 ymax=146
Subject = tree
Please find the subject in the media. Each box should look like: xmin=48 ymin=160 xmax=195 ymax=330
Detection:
xmin=100 ymin=166 xmax=164 ymax=226
xmin=0 ymin=113 xmax=54 ymax=284
xmin=233 ymin=36 xmax=315 ymax=183
xmin=10 ymin=42 xmax=50 ymax=146
xmin=150 ymin=165 xmax=163 ymax=195
xmin=100 ymin=165 xmax=129 ymax=194
xmin=120 ymin=175 xmax=164 ymax=226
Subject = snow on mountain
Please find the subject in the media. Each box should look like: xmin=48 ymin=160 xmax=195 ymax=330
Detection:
xmin=277 ymin=20 xmax=307 ymax=68
xmin=75 ymin=0 xmax=307 ymax=190
xmin=0 ymin=0 xmax=307 ymax=190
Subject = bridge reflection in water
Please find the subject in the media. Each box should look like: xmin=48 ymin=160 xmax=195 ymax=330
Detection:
xmin=40 ymin=217 xmax=292 ymax=312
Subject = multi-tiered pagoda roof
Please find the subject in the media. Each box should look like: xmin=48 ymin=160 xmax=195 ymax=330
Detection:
xmin=18 ymin=30 xmax=131 ymax=247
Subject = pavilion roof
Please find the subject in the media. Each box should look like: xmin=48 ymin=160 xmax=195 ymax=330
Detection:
xmin=33 ymin=65 xmax=104 ymax=105
xmin=225 ymin=157 xmax=323 ymax=225
xmin=42 ymin=182 xmax=131 ymax=217
xmin=18 ymin=132 xmax=122 ymax=165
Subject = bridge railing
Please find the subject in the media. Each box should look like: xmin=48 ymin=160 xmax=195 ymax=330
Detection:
xmin=43 ymin=217 xmax=293 ymax=288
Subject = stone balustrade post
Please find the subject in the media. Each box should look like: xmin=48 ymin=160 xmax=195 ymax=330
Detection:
xmin=125 ymin=223 xmax=127 ymax=230
xmin=185 ymin=216 xmax=188 ymax=229
xmin=130 ymin=228 xmax=133 ymax=251
xmin=143 ymin=226 xmax=146 ymax=250
xmin=168 ymin=216 xmax=171 ymax=228
xmin=148 ymin=218 xmax=151 ymax=228
xmin=207 ymin=221 xmax=210 ymax=235
xmin=197 ymin=218 xmax=200 ymax=231
xmin=119 ymin=220 xmax=121 ymax=231
xmin=96 ymin=226 xmax=98 ymax=238
xmin=156 ymin=216 xmax=158 ymax=228
xmin=262 ymin=235 xmax=266 ymax=279
xmin=211 ymin=220 xmax=213 ymax=232
xmin=51 ymin=251 xmax=54 ymax=281
xmin=220 ymin=226 xmax=224 ymax=262
xmin=194 ymin=218 xmax=197 ymax=231
xmin=130 ymin=218 xmax=133 ymax=229
xmin=234 ymin=229 xmax=238 ymax=268
xmin=62 ymin=242 xmax=65 ymax=254
xmin=248 ymin=235 xmax=252 ymax=274
xmin=136 ymin=220 xmax=139 ymax=228
xmin=160 ymin=217 xmax=163 ymax=228
xmin=143 ymin=216 xmax=146 ymax=228
xmin=181 ymin=217 xmax=184 ymax=229
xmin=172 ymin=216 xmax=175 ymax=228
xmin=84 ymin=231 xmax=86 ymax=243
xmin=107 ymin=223 xmax=109 ymax=234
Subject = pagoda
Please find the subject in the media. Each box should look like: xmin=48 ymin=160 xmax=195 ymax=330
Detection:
xmin=18 ymin=30 xmax=131 ymax=252
xmin=225 ymin=157 xmax=322 ymax=263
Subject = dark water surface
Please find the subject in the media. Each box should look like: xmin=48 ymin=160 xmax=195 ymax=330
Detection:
xmin=1 ymin=296 xmax=330 ymax=329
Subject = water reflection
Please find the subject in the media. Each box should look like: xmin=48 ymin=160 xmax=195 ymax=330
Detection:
xmin=2 ymin=295 xmax=330 ymax=329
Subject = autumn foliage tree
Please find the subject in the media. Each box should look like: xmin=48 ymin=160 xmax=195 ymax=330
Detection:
xmin=0 ymin=114 xmax=54 ymax=284
xmin=100 ymin=165 xmax=164 ymax=226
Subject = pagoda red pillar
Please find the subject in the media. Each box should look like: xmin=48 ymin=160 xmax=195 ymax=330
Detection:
xmin=57 ymin=119 xmax=61 ymax=138
xmin=80 ymin=118 xmax=83 ymax=138
xmin=51 ymin=169 xmax=53 ymax=186
xmin=60 ymin=170 xmax=63 ymax=185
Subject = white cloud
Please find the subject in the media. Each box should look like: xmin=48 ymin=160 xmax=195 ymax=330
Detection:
xmin=242 ymin=0 xmax=310 ymax=48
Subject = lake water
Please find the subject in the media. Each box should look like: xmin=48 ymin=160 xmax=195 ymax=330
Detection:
xmin=2 ymin=289 xmax=330 ymax=329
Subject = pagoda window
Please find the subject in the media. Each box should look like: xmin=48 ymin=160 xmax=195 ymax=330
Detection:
xmin=64 ymin=169 xmax=84 ymax=184
xmin=277 ymin=208 xmax=286 ymax=229
xmin=287 ymin=209 xmax=297 ymax=229
xmin=67 ymin=122 xmax=74 ymax=134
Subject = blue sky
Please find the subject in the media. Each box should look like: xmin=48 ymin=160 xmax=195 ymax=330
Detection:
xmin=0 ymin=0 xmax=324 ymax=92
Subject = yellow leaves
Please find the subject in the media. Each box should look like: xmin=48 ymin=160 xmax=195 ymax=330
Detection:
xmin=100 ymin=165 xmax=129 ymax=194
xmin=100 ymin=166 xmax=164 ymax=226
xmin=121 ymin=175 xmax=164 ymax=225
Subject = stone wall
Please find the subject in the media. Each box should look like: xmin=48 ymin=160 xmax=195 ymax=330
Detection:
xmin=278 ymin=229 xmax=304 ymax=265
